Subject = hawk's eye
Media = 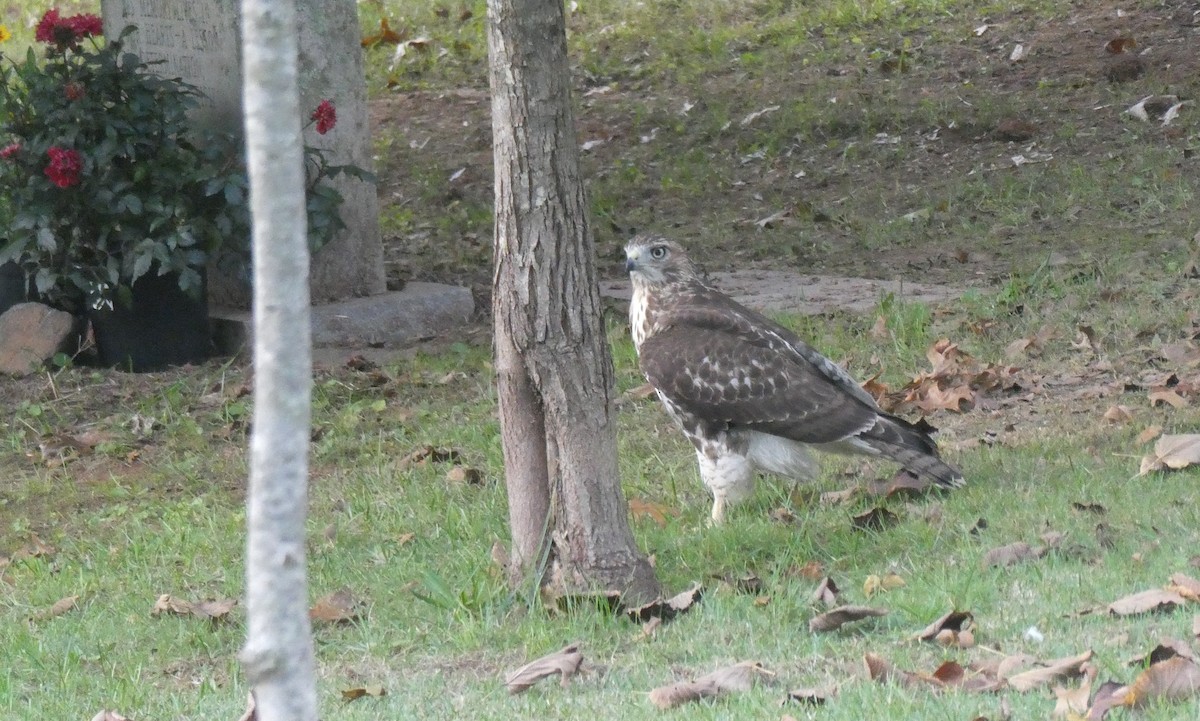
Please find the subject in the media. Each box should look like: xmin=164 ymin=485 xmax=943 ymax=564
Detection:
xmin=649 ymin=245 xmax=668 ymax=260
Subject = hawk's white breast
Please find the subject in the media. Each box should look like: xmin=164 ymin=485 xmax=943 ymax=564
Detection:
xmin=629 ymin=285 xmax=651 ymax=348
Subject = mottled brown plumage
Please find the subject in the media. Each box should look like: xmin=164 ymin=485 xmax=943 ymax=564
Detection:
xmin=626 ymin=235 xmax=963 ymax=523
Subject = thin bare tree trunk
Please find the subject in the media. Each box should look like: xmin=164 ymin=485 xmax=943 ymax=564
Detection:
xmin=487 ymin=0 xmax=659 ymax=604
xmin=238 ymin=2 xmax=318 ymax=719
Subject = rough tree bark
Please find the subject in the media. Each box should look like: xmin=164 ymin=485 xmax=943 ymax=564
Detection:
xmin=487 ymin=0 xmax=660 ymax=604
xmin=237 ymin=2 xmax=318 ymax=720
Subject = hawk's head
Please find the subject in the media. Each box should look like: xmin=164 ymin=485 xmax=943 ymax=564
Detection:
xmin=624 ymin=236 xmax=700 ymax=288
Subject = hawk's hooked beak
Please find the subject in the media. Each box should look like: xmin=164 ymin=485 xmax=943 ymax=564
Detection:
xmin=624 ymin=250 xmax=640 ymax=274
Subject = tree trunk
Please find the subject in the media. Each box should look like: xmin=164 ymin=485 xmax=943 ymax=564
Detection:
xmin=237 ymin=2 xmax=318 ymax=720
xmin=487 ymin=0 xmax=660 ymax=604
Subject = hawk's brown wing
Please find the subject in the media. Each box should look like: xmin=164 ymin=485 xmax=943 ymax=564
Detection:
xmin=637 ymin=294 xmax=879 ymax=444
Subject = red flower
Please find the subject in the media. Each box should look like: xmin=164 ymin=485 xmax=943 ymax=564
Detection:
xmin=64 ymin=82 xmax=86 ymax=101
xmin=311 ymin=100 xmax=337 ymax=135
xmin=44 ymin=147 xmax=83 ymax=188
xmin=34 ymin=9 xmax=61 ymax=43
xmin=35 ymin=9 xmax=103 ymax=47
xmin=65 ymin=14 xmax=103 ymax=39
xmin=0 ymin=143 xmax=20 ymax=160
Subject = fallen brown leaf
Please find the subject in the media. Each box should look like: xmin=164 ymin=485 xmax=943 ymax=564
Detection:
xmin=1168 ymin=572 xmax=1200 ymax=602
xmin=1126 ymin=639 xmax=1197 ymax=667
xmin=767 ymin=506 xmax=798 ymax=524
xmin=648 ymin=680 xmax=719 ymax=709
xmin=1084 ymin=680 xmax=1127 ymax=720
xmin=34 ymin=594 xmax=79 ymax=621
xmin=638 ymin=616 xmax=662 ymax=640
xmin=1157 ymin=341 xmax=1200 ymax=366
xmin=341 ymin=685 xmax=386 ymax=702
xmin=192 ymin=598 xmax=237 ymax=621
xmin=13 ymin=533 xmax=55 ymax=560
xmin=1148 ymin=389 xmax=1188 ymax=409
xmin=361 ymin=17 xmax=406 ymax=47
xmin=935 ymin=660 xmax=998 ymax=691
xmin=309 ymin=588 xmax=364 ymax=624
xmin=982 ymin=541 xmax=1041 ymax=568
xmin=1052 ymin=664 xmax=1096 ymax=719
xmin=1006 ymin=650 xmax=1093 ymax=692
xmin=1123 ymin=655 xmax=1200 ymax=707
xmin=1005 ymin=336 xmax=1035 ymax=359
xmin=726 ymin=572 xmax=763 ymax=595
xmin=870 ymin=314 xmax=889 ymax=340
xmin=624 ymin=582 xmax=703 ymax=623
xmin=398 ymin=445 xmax=460 ymax=469
xmin=1103 ymin=405 xmax=1134 ymax=424
xmin=863 ymin=652 xmax=947 ymax=690
xmin=505 ymin=643 xmax=584 ymax=694
xmin=851 ymin=506 xmax=900 ymax=532
xmin=1105 ymin=36 xmax=1137 ymax=53
xmin=863 ymin=572 xmax=905 ymax=597
xmin=1136 ymin=425 xmax=1164 ymax=445
xmin=862 ymin=374 xmax=891 ymax=402
xmin=445 ymin=465 xmax=484 ymax=484
xmin=988 ymin=652 xmax=1037 ymax=680
xmin=810 ymin=576 xmax=840 ymax=606
xmin=950 ymin=628 xmax=976 ymax=648
xmin=931 ymin=660 xmax=965 ymax=685
xmin=809 ymin=605 xmax=888 ymax=633
xmin=151 ymin=594 xmax=194 ymax=617
xmin=1073 ymin=325 xmax=1101 ymax=354
xmin=1142 ymin=433 xmax=1200 ymax=471
xmin=628 ymin=498 xmax=679 ymax=527
xmin=915 ymin=383 xmax=976 ymax=413
xmin=917 ymin=609 xmax=973 ymax=641
xmin=819 ymin=487 xmax=861 ymax=505
xmin=795 ymin=560 xmax=825 ymax=580
xmin=648 ymin=661 xmax=772 ymax=709
xmin=1108 ymin=588 xmax=1187 ymax=616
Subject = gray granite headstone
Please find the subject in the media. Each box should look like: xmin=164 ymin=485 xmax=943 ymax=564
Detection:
xmin=100 ymin=0 xmax=386 ymax=306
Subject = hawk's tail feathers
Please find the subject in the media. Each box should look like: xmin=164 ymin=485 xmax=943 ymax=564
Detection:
xmin=860 ymin=415 xmax=965 ymax=489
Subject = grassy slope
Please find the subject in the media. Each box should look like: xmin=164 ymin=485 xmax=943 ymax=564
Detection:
xmin=3 ymin=0 xmax=1200 ymax=719
xmin=367 ymin=0 xmax=1198 ymax=291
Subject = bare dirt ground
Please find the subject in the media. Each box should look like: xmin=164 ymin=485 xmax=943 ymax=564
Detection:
xmin=370 ymin=0 xmax=1199 ymax=298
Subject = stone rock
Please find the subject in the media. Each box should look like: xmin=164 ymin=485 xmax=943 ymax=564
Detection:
xmin=0 ymin=303 xmax=80 ymax=376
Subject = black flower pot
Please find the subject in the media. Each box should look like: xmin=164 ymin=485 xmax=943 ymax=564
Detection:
xmin=0 ymin=261 xmax=32 ymax=316
xmin=89 ymin=269 xmax=213 ymax=372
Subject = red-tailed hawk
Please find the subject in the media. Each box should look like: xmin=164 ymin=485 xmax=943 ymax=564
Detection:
xmin=625 ymin=236 xmax=963 ymax=524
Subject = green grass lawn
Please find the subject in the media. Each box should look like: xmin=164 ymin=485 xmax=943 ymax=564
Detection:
xmin=2 ymin=270 xmax=1198 ymax=718
xmin=3 ymin=0 xmax=1200 ymax=718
